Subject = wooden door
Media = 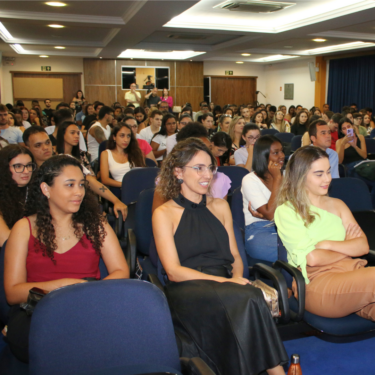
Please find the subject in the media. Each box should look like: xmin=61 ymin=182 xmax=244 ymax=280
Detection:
xmin=209 ymin=76 xmax=257 ymax=107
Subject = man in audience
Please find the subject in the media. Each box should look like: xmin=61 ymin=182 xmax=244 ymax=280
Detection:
xmin=0 ymin=104 xmax=24 ymax=145
xmin=145 ymin=87 xmax=160 ymax=107
xmin=125 ymin=83 xmax=141 ymax=108
xmin=88 ymin=106 xmax=113 ymax=161
xmin=327 ymin=113 xmax=342 ymax=151
xmin=322 ymin=103 xmax=330 ymax=113
xmin=308 ymin=119 xmax=339 ymax=178
xmin=194 ymin=101 xmax=209 ymax=121
xmin=23 ymin=126 xmax=53 ymax=167
xmin=268 ymin=106 xmax=276 ymax=121
xmin=123 ymin=115 xmax=157 ymax=164
xmin=166 ymin=113 xmax=192 ymax=155
xmin=353 ymin=113 xmax=368 ymax=136
xmin=241 ymin=107 xmax=251 ymax=123
xmin=158 ymin=101 xmax=169 ymax=114
xmin=56 ymin=102 xmax=70 ymax=110
xmin=43 ymin=99 xmax=54 ymax=117
xmin=94 ymin=102 xmax=104 ymax=116
xmin=247 ymin=105 xmax=255 ymax=118
xmin=350 ymin=103 xmax=358 ymax=111
xmin=139 ymin=110 xmax=163 ymax=144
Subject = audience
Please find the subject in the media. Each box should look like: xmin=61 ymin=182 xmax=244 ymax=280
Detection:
xmin=234 ymin=124 xmax=261 ymax=171
xmin=291 ymin=110 xmax=309 ymax=136
xmin=228 ymin=116 xmax=245 ymax=164
xmin=139 ymin=109 xmax=163 ymax=144
xmin=252 ymin=110 xmax=268 ymax=129
xmin=217 ymin=114 xmax=232 ymax=133
xmin=166 ymin=113 xmax=192 ymax=155
xmin=270 ymin=110 xmax=291 ymax=133
xmin=0 ymin=105 xmax=24 ymax=145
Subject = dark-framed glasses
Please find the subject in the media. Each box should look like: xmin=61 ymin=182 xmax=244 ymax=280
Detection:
xmin=11 ymin=163 xmax=37 ymax=173
xmin=246 ymin=135 xmax=260 ymax=141
xmin=184 ymin=164 xmax=217 ymax=176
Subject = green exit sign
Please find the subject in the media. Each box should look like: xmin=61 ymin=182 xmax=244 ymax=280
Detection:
xmin=41 ymin=66 xmax=51 ymax=71
xmin=225 ymin=70 xmax=233 ymax=75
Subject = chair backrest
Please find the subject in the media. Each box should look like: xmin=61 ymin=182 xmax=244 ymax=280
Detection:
xmin=275 ymin=132 xmax=294 ymax=143
xmin=0 ymin=241 xmax=10 ymax=325
xmin=99 ymin=258 xmax=109 ymax=279
xmin=370 ymin=128 xmax=375 ymax=139
xmin=291 ymin=135 xmax=302 ymax=152
xmin=29 ymin=280 xmax=181 ymax=375
xmin=231 ymin=187 xmax=245 ymax=230
xmin=339 ymin=164 xmax=347 ymax=178
xmin=145 ymin=158 xmax=158 ymax=167
xmin=277 ymin=234 xmax=293 ymax=288
xmin=261 ymin=128 xmax=279 ymax=136
xmin=134 ymin=188 xmax=155 ymax=256
xmin=329 ymin=177 xmax=372 ymax=211
xmin=97 ymin=140 xmax=108 ymax=168
xmin=217 ymin=166 xmax=248 ymax=194
xmin=365 ymin=138 xmax=375 ymax=155
xmin=121 ymin=168 xmax=159 ymax=205
xmin=233 ymin=221 xmax=249 ymax=279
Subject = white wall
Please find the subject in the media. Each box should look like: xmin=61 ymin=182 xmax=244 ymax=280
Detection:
xmin=203 ymin=61 xmax=266 ymax=95
xmin=1 ymin=56 xmax=84 ymax=104
xmin=264 ymin=58 xmax=315 ymax=109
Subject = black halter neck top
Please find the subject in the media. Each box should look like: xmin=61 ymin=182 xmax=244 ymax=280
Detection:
xmin=172 ymin=194 xmax=234 ymax=270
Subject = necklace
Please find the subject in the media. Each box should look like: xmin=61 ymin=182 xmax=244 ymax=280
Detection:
xmin=56 ymin=235 xmax=71 ymax=241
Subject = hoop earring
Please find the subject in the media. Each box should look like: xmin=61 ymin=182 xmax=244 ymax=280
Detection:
xmin=177 ymin=179 xmax=184 ymax=184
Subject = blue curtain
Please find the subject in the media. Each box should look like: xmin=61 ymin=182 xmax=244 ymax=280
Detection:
xmin=327 ymin=54 xmax=375 ymax=113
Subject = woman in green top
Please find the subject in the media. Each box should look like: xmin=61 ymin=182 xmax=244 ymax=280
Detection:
xmin=274 ymin=146 xmax=375 ymax=320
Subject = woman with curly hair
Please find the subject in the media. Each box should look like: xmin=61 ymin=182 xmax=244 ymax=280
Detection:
xmin=0 ymin=145 xmax=36 ymax=246
xmin=4 ymin=155 xmax=129 ymax=362
xmin=153 ymin=138 xmax=287 ymax=375
xmin=100 ymin=123 xmax=145 ymax=188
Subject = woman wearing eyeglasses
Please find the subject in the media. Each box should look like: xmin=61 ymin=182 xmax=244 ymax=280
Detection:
xmin=0 ymin=145 xmax=36 ymax=247
xmin=241 ymin=135 xmax=285 ymax=263
xmin=153 ymin=137 xmax=287 ymax=375
xmin=234 ymin=124 xmax=261 ymax=172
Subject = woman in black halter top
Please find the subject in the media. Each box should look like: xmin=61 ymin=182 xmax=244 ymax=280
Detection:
xmin=153 ymin=138 xmax=287 ymax=375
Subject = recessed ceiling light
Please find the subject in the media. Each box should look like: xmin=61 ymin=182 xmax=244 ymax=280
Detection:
xmin=313 ymin=38 xmax=326 ymax=42
xmin=252 ymin=55 xmax=299 ymax=62
xmin=303 ymin=41 xmax=375 ymax=55
xmin=40 ymin=55 xmax=49 ymax=58
xmin=99 ymin=57 xmax=102 ymax=59
xmin=48 ymin=24 xmax=65 ymax=28
xmin=241 ymin=53 xmax=251 ymax=56
xmin=45 ymin=2 xmax=67 ymax=6
xmin=118 ymin=49 xmax=205 ymax=60
xmin=236 ymin=61 xmax=244 ymax=64
xmin=54 ymin=46 xmax=65 ymax=49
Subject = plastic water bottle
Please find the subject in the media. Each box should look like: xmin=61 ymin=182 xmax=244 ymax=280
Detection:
xmin=287 ymin=354 xmax=302 ymax=375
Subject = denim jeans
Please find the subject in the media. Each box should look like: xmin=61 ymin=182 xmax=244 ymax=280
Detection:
xmin=245 ymin=221 xmax=277 ymax=263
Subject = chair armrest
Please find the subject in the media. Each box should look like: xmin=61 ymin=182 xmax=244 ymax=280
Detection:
xmin=114 ymin=211 xmax=123 ymax=238
xmin=180 ymin=357 xmax=215 ymax=375
xmin=148 ymin=274 xmax=164 ymax=293
xmin=125 ymin=228 xmax=136 ymax=278
xmin=273 ymin=260 xmax=305 ymax=322
xmin=252 ymin=263 xmax=290 ymax=323
xmin=363 ymin=249 xmax=375 ymax=263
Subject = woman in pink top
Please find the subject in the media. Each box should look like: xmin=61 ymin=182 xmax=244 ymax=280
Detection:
xmin=160 ymin=88 xmax=173 ymax=109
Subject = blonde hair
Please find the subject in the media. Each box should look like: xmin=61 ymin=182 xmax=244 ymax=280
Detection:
xmin=156 ymin=138 xmax=217 ymax=201
xmin=277 ymin=146 xmax=329 ymax=226
xmin=273 ymin=111 xmax=288 ymax=133
xmin=228 ymin=116 xmax=244 ymax=143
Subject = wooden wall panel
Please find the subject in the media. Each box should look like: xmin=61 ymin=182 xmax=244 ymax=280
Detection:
xmin=63 ymin=74 xmax=83 ymax=103
xmin=176 ymin=62 xmax=203 ymax=87
xmin=13 ymin=78 xmax=63 ymax=98
xmin=175 ymin=87 xmax=203 ymax=111
xmin=84 ymin=59 xmax=115 ymax=85
xmin=85 ymin=86 xmax=116 ymax=106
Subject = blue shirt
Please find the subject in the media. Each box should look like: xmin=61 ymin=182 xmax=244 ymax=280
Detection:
xmin=326 ymin=147 xmax=339 ymax=178
xmin=0 ymin=127 xmax=23 ymax=144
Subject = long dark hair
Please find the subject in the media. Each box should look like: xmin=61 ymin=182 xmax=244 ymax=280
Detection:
xmin=56 ymin=121 xmax=80 ymax=159
xmin=134 ymin=107 xmax=147 ymax=124
xmin=0 ymin=145 xmax=35 ymax=228
xmin=252 ymin=135 xmax=282 ymax=180
xmin=211 ymin=131 xmax=232 ymax=151
xmin=294 ymin=110 xmax=310 ymax=128
xmin=25 ymin=155 xmax=106 ymax=261
xmin=151 ymin=113 xmax=177 ymax=140
xmin=107 ymin=124 xmax=145 ymax=167
xmin=75 ymin=90 xmax=85 ymax=100
xmin=338 ymin=117 xmax=354 ymax=139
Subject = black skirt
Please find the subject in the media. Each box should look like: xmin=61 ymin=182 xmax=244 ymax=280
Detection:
xmin=165 ymin=280 xmax=288 ymax=375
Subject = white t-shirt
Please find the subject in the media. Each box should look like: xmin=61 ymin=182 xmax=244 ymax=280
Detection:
xmin=23 ymin=121 xmax=31 ymax=129
xmin=151 ymin=134 xmax=167 ymax=161
xmin=45 ymin=125 xmax=87 ymax=152
xmin=106 ymin=149 xmax=131 ymax=182
xmin=125 ymin=91 xmax=141 ymax=108
xmin=241 ymin=172 xmax=271 ymax=226
xmin=234 ymin=147 xmax=249 ymax=166
xmin=139 ymin=126 xmax=160 ymax=144
xmin=166 ymin=133 xmax=177 ymax=155
xmin=87 ymin=122 xmax=111 ymax=161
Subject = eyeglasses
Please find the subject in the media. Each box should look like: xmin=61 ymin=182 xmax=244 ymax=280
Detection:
xmin=184 ymin=164 xmax=217 ymax=176
xmin=129 ymin=125 xmax=138 ymax=129
xmin=246 ymin=135 xmax=260 ymax=141
xmin=11 ymin=163 xmax=36 ymax=173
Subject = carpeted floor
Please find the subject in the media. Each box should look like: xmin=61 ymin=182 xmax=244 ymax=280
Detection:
xmin=283 ymin=335 xmax=375 ymax=374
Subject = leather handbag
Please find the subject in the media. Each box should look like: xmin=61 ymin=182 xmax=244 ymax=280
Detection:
xmin=251 ymin=279 xmax=280 ymax=318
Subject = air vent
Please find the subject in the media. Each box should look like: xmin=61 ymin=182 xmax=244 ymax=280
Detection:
xmin=168 ymin=34 xmax=208 ymax=40
xmin=214 ymin=0 xmax=295 ymax=13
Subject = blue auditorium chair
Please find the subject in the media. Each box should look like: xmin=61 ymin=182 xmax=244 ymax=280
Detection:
xmin=365 ymin=138 xmax=375 ymax=159
xmin=275 ymin=132 xmax=294 ymax=144
xmin=370 ymin=128 xmax=375 ymax=139
xmin=291 ymin=135 xmax=302 ymax=152
xmin=261 ymin=128 xmax=279 ymax=136
xmin=29 ymin=280 xmax=214 ymax=375
xmin=231 ymin=187 xmax=245 ymax=230
xmin=217 ymin=166 xmax=249 ymax=197
xmin=145 ymin=158 xmax=158 ymax=167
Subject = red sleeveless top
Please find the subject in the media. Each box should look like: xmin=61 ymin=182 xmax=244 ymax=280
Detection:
xmin=26 ymin=218 xmax=100 ymax=282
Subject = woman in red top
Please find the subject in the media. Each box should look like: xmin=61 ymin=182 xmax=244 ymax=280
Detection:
xmin=4 ymin=155 xmax=129 ymax=362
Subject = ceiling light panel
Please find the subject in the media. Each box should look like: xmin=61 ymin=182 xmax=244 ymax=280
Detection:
xmin=45 ymin=2 xmax=67 ymax=6
xmin=302 ymin=41 xmax=375 ymax=54
xmin=118 ymin=49 xmax=205 ymax=60
xmin=48 ymin=24 xmax=65 ymax=28
xmin=165 ymin=0 xmax=375 ymax=34
xmin=251 ymin=55 xmax=299 ymax=62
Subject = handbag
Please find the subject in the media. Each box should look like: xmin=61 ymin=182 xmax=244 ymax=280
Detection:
xmin=354 ymin=160 xmax=375 ymax=181
xmin=20 ymin=287 xmax=48 ymax=316
xmin=250 ymin=279 xmax=280 ymax=318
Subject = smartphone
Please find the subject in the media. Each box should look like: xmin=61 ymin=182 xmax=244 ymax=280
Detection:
xmin=347 ymin=128 xmax=354 ymax=137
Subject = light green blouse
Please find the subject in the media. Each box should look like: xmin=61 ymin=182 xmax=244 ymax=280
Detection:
xmin=274 ymin=202 xmax=346 ymax=284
